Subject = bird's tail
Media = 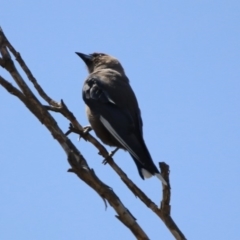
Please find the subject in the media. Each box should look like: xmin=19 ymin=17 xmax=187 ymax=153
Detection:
xmin=131 ymin=155 xmax=167 ymax=185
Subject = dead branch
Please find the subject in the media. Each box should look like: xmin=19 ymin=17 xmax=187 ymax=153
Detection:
xmin=0 ymin=27 xmax=186 ymax=240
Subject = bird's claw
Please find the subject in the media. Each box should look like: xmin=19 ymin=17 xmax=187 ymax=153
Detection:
xmin=102 ymin=147 xmax=119 ymax=165
xmin=77 ymin=125 xmax=92 ymax=141
xmin=65 ymin=124 xmax=92 ymax=140
xmin=82 ymin=125 xmax=92 ymax=134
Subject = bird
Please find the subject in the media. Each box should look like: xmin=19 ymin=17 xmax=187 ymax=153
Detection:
xmin=76 ymin=52 xmax=166 ymax=185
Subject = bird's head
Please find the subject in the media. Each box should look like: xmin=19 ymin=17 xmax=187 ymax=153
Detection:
xmin=76 ymin=52 xmax=125 ymax=74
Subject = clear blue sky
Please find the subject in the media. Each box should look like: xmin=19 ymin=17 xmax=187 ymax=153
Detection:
xmin=1 ymin=1 xmax=240 ymax=239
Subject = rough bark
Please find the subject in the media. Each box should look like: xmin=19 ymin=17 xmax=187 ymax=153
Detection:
xmin=0 ymin=27 xmax=186 ymax=240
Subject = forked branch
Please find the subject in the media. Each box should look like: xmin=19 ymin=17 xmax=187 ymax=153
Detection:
xmin=0 ymin=27 xmax=186 ymax=240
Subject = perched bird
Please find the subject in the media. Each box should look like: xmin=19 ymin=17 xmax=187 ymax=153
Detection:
xmin=76 ymin=52 xmax=166 ymax=185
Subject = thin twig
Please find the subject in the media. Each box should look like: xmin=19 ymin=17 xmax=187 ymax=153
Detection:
xmin=0 ymin=28 xmax=59 ymax=107
xmin=0 ymin=76 xmax=26 ymax=102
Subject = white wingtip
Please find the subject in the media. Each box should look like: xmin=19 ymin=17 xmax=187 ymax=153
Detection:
xmin=156 ymin=173 xmax=167 ymax=185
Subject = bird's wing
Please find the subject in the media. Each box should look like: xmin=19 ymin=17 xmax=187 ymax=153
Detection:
xmin=83 ymin=77 xmax=116 ymax=105
xmin=83 ymin=75 xmax=144 ymax=164
xmin=92 ymin=71 xmax=143 ymax=136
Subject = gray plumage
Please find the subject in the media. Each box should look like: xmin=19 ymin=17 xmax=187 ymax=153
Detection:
xmin=76 ymin=52 xmax=166 ymax=185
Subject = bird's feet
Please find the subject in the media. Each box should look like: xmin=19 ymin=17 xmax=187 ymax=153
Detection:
xmin=65 ymin=123 xmax=92 ymax=140
xmin=102 ymin=147 xmax=119 ymax=165
xmin=77 ymin=125 xmax=92 ymax=140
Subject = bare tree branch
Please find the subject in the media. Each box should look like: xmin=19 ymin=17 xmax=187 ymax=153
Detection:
xmin=0 ymin=28 xmax=149 ymax=240
xmin=0 ymin=27 xmax=186 ymax=240
xmin=0 ymin=75 xmax=26 ymax=102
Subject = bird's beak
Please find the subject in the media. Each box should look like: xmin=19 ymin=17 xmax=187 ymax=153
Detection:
xmin=75 ymin=52 xmax=93 ymax=66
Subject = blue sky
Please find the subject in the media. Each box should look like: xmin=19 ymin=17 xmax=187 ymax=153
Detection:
xmin=1 ymin=1 xmax=240 ymax=239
